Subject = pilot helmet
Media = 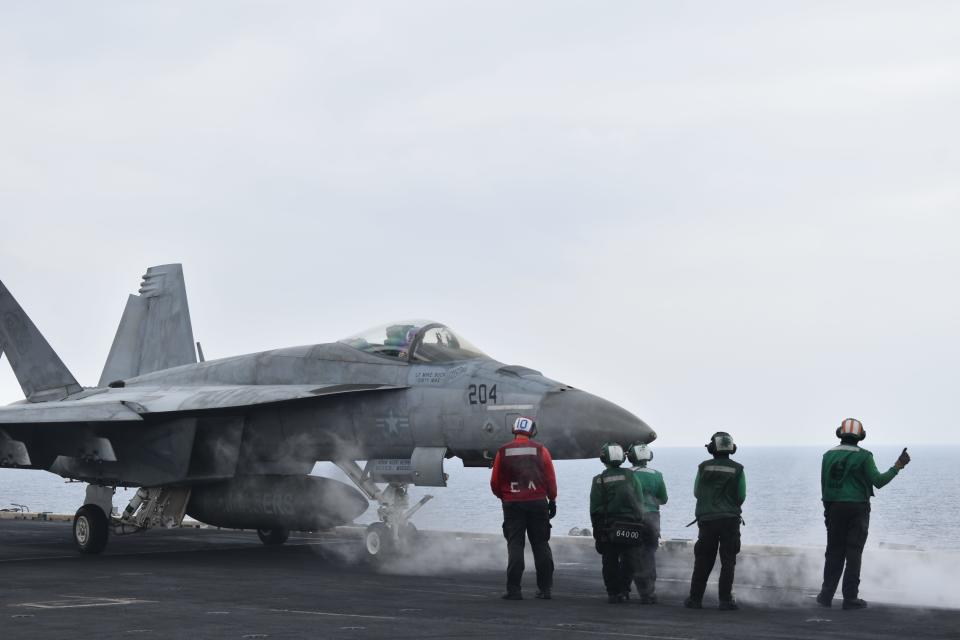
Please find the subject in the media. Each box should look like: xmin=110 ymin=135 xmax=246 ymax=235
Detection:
xmin=627 ymin=443 xmax=653 ymax=464
xmin=836 ymin=418 xmax=866 ymax=441
xmin=512 ymin=416 xmax=537 ymax=437
xmin=600 ymin=443 xmax=625 ymax=466
xmin=706 ymin=431 xmax=737 ymax=455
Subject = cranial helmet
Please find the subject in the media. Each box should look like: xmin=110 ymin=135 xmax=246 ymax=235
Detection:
xmin=627 ymin=443 xmax=653 ymax=464
xmin=600 ymin=443 xmax=626 ymax=466
xmin=706 ymin=431 xmax=737 ymax=455
xmin=836 ymin=418 xmax=866 ymax=441
xmin=512 ymin=416 xmax=537 ymax=437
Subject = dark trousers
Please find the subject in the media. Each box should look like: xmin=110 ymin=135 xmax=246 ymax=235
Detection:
xmin=502 ymin=500 xmax=553 ymax=594
xmin=631 ymin=512 xmax=661 ymax=597
xmin=599 ymin=542 xmax=635 ymax=596
xmin=689 ymin=517 xmax=741 ymax=602
xmin=820 ymin=501 xmax=870 ymax=601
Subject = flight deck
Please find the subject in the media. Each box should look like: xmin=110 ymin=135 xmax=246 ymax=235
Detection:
xmin=1 ymin=519 xmax=957 ymax=640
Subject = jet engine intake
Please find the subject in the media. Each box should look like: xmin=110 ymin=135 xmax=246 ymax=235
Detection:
xmin=186 ymin=475 xmax=368 ymax=531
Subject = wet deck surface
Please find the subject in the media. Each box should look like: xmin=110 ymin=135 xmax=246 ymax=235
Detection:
xmin=1 ymin=520 xmax=956 ymax=639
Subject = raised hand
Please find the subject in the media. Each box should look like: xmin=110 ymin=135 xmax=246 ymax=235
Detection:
xmin=895 ymin=447 xmax=911 ymax=469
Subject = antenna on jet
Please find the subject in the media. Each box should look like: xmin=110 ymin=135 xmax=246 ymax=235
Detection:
xmin=196 ymin=342 xmax=206 ymax=363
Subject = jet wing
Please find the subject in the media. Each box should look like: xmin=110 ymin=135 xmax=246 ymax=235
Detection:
xmin=123 ymin=383 xmax=406 ymax=414
xmin=0 ymin=383 xmax=405 ymax=425
xmin=0 ymin=400 xmax=144 ymax=424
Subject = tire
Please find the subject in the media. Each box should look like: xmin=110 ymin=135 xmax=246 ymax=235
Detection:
xmin=73 ymin=505 xmax=109 ymax=555
xmin=364 ymin=522 xmax=395 ymax=559
xmin=257 ymin=528 xmax=290 ymax=545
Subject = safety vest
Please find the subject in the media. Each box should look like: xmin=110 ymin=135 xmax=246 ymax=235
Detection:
xmin=495 ymin=439 xmax=549 ymax=502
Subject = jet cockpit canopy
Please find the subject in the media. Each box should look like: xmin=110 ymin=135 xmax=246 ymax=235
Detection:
xmin=340 ymin=320 xmax=487 ymax=363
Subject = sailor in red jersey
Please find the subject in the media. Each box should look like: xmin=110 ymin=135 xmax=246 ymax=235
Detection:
xmin=490 ymin=416 xmax=558 ymax=600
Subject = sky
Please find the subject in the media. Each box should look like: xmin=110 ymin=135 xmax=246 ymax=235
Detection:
xmin=1 ymin=2 xmax=957 ymax=446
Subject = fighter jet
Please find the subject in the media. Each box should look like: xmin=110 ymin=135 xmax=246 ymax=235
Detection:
xmin=0 ymin=264 xmax=654 ymax=557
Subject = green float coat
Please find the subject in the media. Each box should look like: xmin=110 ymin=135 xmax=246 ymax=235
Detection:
xmin=590 ymin=467 xmax=644 ymax=522
xmin=631 ymin=466 xmax=668 ymax=513
xmin=693 ymin=458 xmax=745 ymax=521
xmin=821 ymin=444 xmax=899 ymax=502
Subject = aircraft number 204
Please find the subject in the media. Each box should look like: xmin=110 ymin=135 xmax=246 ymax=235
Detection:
xmin=468 ymin=384 xmax=497 ymax=405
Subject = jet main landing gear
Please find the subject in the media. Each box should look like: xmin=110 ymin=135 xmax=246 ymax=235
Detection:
xmin=70 ymin=484 xmax=192 ymax=554
xmin=257 ymin=528 xmax=290 ymax=545
xmin=73 ymin=504 xmax=109 ymax=554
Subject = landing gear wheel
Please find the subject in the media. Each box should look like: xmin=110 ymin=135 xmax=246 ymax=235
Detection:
xmin=257 ymin=528 xmax=290 ymax=545
xmin=73 ymin=505 xmax=109 ymax=554
xmin=364 ymin=522 xmax=395 ymax=560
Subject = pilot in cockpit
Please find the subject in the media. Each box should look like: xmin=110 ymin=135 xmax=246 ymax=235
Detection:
xmin=383 ymin=324 xmax=418 ymax=359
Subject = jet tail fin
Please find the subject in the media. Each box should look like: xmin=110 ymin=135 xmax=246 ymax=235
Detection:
xmin=99 ymin=264 xmax=197 ymax=386
xmin=0 ymin=280 xmax=82 ymax=402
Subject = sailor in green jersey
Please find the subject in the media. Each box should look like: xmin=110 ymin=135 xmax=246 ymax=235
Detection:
xmin=816 ymin=418 xmax=910 ymax=611
xmin=684 ymin=431 xmax=745 ymax=611
xmin=626 ymin=444 xmax=667 ymax=604
xmin=590 ymin=443 xmax=644 ymax=604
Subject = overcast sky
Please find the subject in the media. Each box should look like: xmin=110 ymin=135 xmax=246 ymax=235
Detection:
xmin=1 ymin=2 xmax=957 ymax=446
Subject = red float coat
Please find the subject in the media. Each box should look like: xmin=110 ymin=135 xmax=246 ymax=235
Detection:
xmin=490 ymin=435 xmax=558 ymax=502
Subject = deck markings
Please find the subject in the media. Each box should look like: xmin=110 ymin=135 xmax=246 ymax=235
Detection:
xmin=269 ymin=608 xmax=398 ymax=621
xmin=13 ymin=596 xmax=155 ymax=609
xmin=542 ymin=628 xmax=694 ymax=640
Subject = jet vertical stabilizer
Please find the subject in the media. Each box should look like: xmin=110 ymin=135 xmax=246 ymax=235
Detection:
xmin=0 ymin=280 xmax=82 ymax=402
xmin=99 ymin=264 xmax=196 ymax=386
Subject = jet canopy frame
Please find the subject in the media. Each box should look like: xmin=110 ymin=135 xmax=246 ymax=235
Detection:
xmin=339 ymin=320 xmax=487 ymax=363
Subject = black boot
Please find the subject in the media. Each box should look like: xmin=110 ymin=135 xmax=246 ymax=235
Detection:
xmin=719 ymin=599 xmax=739 ymax=611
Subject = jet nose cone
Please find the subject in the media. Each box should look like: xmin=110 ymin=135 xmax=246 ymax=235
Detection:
xmin=537 ymin=389 xmax=655 ymax=459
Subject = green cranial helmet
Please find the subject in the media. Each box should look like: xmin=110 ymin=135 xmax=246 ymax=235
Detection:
xmin=706 ymin=431 xmax=737 ymax=455
xmin=600 ymin=442 xmax=626 ymax=466
xmin=627 ymin=443 xmax=653 ymax=464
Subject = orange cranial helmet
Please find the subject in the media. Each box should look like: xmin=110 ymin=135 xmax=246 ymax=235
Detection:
xmin=836 ymin=418 xmax=866 ymax=441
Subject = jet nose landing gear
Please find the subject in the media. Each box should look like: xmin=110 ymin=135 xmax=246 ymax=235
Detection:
xmin=364 ymin=522 xmax=394 ymax=557
xmin=336 ymin=460 xmax=434 ymax=563
xmin=362 ymin=502 xmax=427 ymax=563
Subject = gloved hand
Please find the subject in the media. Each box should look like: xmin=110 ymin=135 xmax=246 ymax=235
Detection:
xmin=548 ymin=500 xmax=557 ymax=519
xmin=895 ymin=447 xmax=911 ymax=469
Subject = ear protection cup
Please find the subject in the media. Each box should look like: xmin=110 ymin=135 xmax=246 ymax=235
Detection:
xmin=836 ymin=427 xmax=866 ymax=441
xmin=512 ymin=416 xmax=537 ymax=437
xmin=707 ymin=431 xmax=737 ymax=454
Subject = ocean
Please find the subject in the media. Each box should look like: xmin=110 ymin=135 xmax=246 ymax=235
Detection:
xmin=1 ymin=445 xmax=955 ymax=551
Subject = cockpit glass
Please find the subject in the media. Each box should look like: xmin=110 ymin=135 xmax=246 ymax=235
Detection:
xmin=339 ymin=320 xmax=487 ymax=362
xmin=412 ymin=324 xmax=486 ymax=363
